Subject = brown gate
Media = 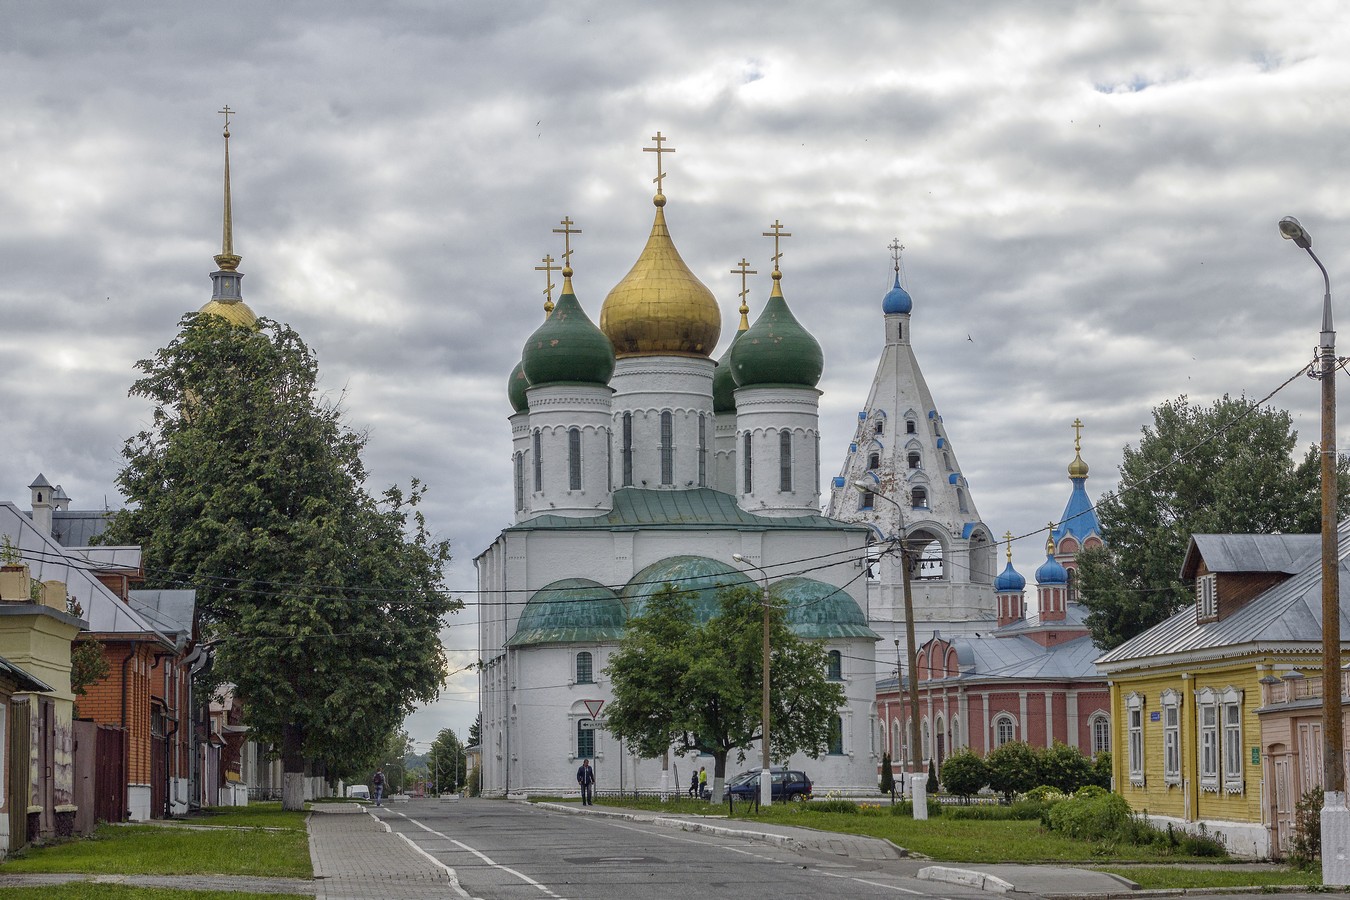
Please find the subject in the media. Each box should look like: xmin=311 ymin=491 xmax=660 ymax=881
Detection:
xmin=8 ymin=699 xmax=31 ymax=851
xmin=94 ymin=725 xmax=126 ymax=823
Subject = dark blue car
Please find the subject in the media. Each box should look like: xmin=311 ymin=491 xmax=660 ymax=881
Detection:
xmin=722 ymin=767 xmax=813 ymax=802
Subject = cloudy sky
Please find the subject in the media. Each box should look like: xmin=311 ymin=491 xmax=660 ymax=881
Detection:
xmin=4 ymin=1 xmax=1349 ymax=747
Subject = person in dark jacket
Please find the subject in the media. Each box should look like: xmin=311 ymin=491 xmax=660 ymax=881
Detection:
xmin=577 ymin=758 xmax=595 ymax=806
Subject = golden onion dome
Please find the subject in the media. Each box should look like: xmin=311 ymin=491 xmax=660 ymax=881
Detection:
xmin=198 ymin=296 xmax=257 ymax=327
xmin=1068 ymin=418 xmax=1089 ymax=478
xmin=600 ymin=194 xmax=721 ymax=358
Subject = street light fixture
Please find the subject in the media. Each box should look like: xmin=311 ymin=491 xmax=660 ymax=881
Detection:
xmin=1281 ymin=215 xmax=1345 ymax=884
xmin=853 ymin=480 xmax=922 ymax=789
xmin=732 ymin=552 xmax=774 ymax=808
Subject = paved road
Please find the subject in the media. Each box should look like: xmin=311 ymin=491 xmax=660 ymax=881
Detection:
xmin=375 ymin=798 xmax=992 ymax=900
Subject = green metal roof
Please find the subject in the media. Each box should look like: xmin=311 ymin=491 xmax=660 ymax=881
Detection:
xmin=507 ymin=578 xmax=627 ymax=647
xmin=510 ymin=488 xmax=867 ymax=533
xmin=772 ymin=576 xmax=880 ymax=640
xmin=622 ymin=555 xmax=754 ymax=623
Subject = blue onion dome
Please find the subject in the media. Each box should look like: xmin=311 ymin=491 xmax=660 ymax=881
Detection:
xmin=507 ymin=578 xmax=626 ymax=647
xmin=508 ymin=359 xmax=530 ymax=413
xmin=520 ymin=287 xmax=615 ymax=387
xmin=729 ymin=274 xmax=823 ymax=388
xmin=1035 ymin=534 xmax=1067 ymax=585
xmin=622 ymin=556 xmax=752 ymax=624
xmin=882 ymin=274 xmax=912 ymax=315
xmin=712 ymin=332 xmax=743 ymax=414
xmin=772 ymin=577 xmax=880 ymax=639
xmin=994 ymin=560 xmax=1026 ymax=593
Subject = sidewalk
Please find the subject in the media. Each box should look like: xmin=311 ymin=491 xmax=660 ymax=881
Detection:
xmin=307 ymin=804 xmax=469 ymax=900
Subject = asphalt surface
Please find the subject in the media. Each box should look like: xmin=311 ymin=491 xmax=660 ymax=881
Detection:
xmin=0 ymin=798 xmax=1321 ymax=898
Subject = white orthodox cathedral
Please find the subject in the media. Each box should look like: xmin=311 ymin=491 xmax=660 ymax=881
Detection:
xmin=475 ymin=139 xmax=1103 ymax=798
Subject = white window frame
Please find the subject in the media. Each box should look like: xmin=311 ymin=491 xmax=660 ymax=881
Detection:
xmin=1221 ymin=686 xmax=1245 ymax=794
xmin=1197 ymin=573 xmax=1217 ymax=620
xmin=1196 ymin=687 xmax=1220 ymax=791
xmin=1161 ymin=689 xmax=1181 ymax=785
xmin=1126 ymin=692 xmax=1145 ymax=786
xmin=994 ymin=713 xmax=1016 ymax=748
xmin=575 ymin=650 xmax=594 ymax=685
xmin=1090 ymin=713 xmax=1110 ymax=757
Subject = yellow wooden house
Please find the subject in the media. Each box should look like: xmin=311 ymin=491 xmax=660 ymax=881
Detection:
xmin=1096 ymin=526 xmax=1348 ymax=858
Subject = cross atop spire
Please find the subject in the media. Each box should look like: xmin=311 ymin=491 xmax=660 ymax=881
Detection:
xmin=643 ymin=131 xmax=675 ymax=197
xmin=534 ymin=255 xmax=559 ymax=316
xmin=763 ymin=220 xmax=791 ymax=279
xmin=219 ymin=104 xmax=235 ymax=135
xmin=731 ymin=258 xmax=757 ymax=330
xmin=215 ymin=106 xmax=241 ymax=272
xmin=1072 ymin=417 xmax=1084 ymax=451
xmin=552 ymin=216 xmax=582 ymax=278
xmin=889 ymin=238 xmax=905 ymax=277
xmin=1004 ymin=530 xmax=1014 ymax=563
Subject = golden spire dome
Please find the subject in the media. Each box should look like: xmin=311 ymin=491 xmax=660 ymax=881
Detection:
xmin=599 ymin=133 xmax=721 ymax=358
xmin=1068 ymin=417 xmax=1090 ymax=478
xmin=199 ymin=106 xmax=257 ymax=327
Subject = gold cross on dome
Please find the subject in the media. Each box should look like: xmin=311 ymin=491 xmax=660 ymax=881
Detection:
xmin=643 ymin=131 xmax=676 ymax=193
xmin=731 ymin=258 xmax=757 ymax=306
xmin=1003 ymin=530 xmax=1014 ymax=561
xmin=1072 ymin=417 xmax=1084 ymax=450
xmin=552 ymin=216 xmax=582 ymax=272
xmin=763 ymin=220 xmax=792 ymax=272
xmin=888 ymin=238 xmax=905 ymax=275
xmin=218 ymin=105 xmax=235 ymax=135
xmin=534 ymin=255 xmax=559 ymax=314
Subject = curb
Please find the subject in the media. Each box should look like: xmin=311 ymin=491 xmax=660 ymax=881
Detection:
xmin=917 ymin=865 xmax=1015 ymax=893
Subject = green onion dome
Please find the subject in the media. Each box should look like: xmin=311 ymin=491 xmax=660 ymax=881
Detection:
xmin=520 ymin=286 xmax=616 ymax=387
xmin=508 ymin=359 xmax=530 ymax=413
xmin=506 ymin=578 xmax=626 ymax=647
xmin=729 ymin=276 xmax=823 ymax=388
xmin=711 ymin=332 xmax=742 ymax=414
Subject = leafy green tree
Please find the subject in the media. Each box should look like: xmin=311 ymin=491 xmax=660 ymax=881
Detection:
xmin=428 ymin=728 xmax=467 ymax=793
xmin=1079 ymin=394 xmax=1350 ymax=649
xmin=939 ymin=749 xmax=988 ymax=801
xmin=604 ymin=584 xmax=847 ymax=792
xmin=985 ymin=741 xmax=1040 ymax=803
xmin=100 ymin=315 xmax=458 ymax=809
xmin=468 ymin=712 xmax=482 ymax=748
xmin=1092 ymin=750 xmax=1112 ymax=789
xmin=1037 ymin=742 xmax=1095 ymax=793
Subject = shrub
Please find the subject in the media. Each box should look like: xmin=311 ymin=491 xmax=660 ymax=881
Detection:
xmin=890 ymin=797 xmax=944 ymax=818
xmin=927 ymin=760 xmax=939 ymax=794
xmin=1022 ymin=785 xmax=1068 ymax=804
xmin=1039 ymin=742 xmax=1095 ymax=793
xmin=880 ymin=752 xmax=894 ymax=796
xmin=1091 ymin=751 xmax=1112 ymax=789
xmin=940 ymin=749 xmax=988 ymax=801
xmin=1047 ymin=790 xmax=1132 ymax=840
xmin=810 ymin=798 xmax=860 ymax=814
xmin=986 ymin=741 xmax=1041 ymax=802
xmin=1290 ymin=786 xmax=1324 ymax=869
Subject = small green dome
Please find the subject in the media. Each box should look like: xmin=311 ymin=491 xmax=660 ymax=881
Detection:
xmin=729 ymin=281 xmax=823 ymax=388
xmin=772 ymin=576 xmax=880 ymax=640
xmin=622 ymin=555 xmax=752 ymax=623
xmin=507 ymin=578 xmax=626 ymax=647
xmin=711 ymin=332 xmax=742 ymax=414
xmin=521 ymin=290 xmax=616 ymax=387
xmin=508 ymin=359 xmax=530 ymax=413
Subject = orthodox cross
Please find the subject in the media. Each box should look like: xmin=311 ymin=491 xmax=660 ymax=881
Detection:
xmin=1072 ymin=417 xmax=1084 ymax=451
xmin=218 ymin=104 xmax=235 ymax=135
xmin=534 ymin=254 xmax=559 ymax=315
xmin=889 ymin=238 xmax=905 ymax=276
xmin=763 ymin=220 xmax=791 ymax=272
xmin=731 ymin=258 xmax=757 ymax=310
xmin=552 ymin=216 xmax=581 ymax=275
xmin=643 ymin=132 xmax=675 ymax=193
xmin=1003 ymin=530 xmax=1014 ymax=562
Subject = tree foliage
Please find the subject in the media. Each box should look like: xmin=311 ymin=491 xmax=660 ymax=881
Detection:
xmin=985 ymin=741 xmax=1041 ymax=802
xmin=938 ymin=748 xmax=988 ymax=800
xmin=1079 ymin=394 xmax=1350 ymax=649
xmin=604 ymin=584 xmax=847 ymax=785
xmin=879 ymin=752 xmax=894 ymax=796
xmin=100 ymin=315 xmax=458 ymax=795
xmin=427 ymin=727 xmax=467 ymax=793
xmin=70 ymin=638 xmax=110 ymax=698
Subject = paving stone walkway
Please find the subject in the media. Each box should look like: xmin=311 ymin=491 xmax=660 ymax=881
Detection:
xmin=308 ymin=804 xmax=470 ymax=900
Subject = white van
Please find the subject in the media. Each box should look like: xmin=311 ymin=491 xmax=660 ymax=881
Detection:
xmin=346 ymin=785 xmax=370 ymax=799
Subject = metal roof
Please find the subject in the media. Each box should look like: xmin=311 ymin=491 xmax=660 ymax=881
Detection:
xmin=128 ymin=590 xmax=197 ymax=637
xmin=0 ymin=654 xmax=53 ymax=693
xmin=1098 ymin=520 xmax=1350 ymax=669
xmin=1180 ymin=533 xmax=1320 ymax=579
xmin=510 ymin=488 xmax=867 ymax=533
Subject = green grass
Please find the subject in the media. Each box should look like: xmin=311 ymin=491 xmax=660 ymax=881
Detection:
xmin=0 ymin=824 xmax=311 ymax=878
xmin=0 ymin=888 xmax=310 ymax=900
xmin=1097 ymin=866 xmax=1323 ymax=889
xmin=187 ymin=802 xmax=307 ymax=830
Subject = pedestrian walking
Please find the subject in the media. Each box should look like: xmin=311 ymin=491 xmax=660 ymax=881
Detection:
xmin=698 ymin=766 xmax=707 ymax=800
xmin=372 ymin=769 xmax=385 ymax=807
xmin=688 ymin=768 xmax=698 ymax=798
xmin=577 ymin=758 xmax=596 ymax=806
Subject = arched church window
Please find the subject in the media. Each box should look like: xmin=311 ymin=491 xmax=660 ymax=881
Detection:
xmin=944 ymin=452 xmax=953 ymax=472
xmin=868 ymin=452 xmax=880 ymax=470
xmin=907 ymin=451 xmax=921 ymax=469
xmin=874 ymin=420 xmax=884 ymax=436
xmin=532 ymin=430 xmax=542 ymax=493
xmin=1091 ymin=713 xmax=1111 ymax=756
xmin=621 ymin=412 xmax=634 ymax=487
xmin=743 ymin=433 xmax=753 ymax=493
xmin=576 ymin=651 xmax=593 ymax=685
xmin=827 ymin=650 xmax=843 ymax=680
xmin=994 ymin=714 xmax=1016 ymax=748
xmin=513 ymin=453 xmax=525 ymax=510
xmin=568 ymin=428 xmax=582 ymax=491
xmin=906 ymin=419 xmax=917 ymax=435
xmin=911 ymin=486 xmax=927 ymax=508
xmin=828 ymin=715 xmax=844 ymax=755
xmin=957 ymin=488 xmax=969 ymax=514
xmin=779 ymin=431 xmax=793 ymax=492
xmin=858 ymin=490 xmax=874 ymax=511
xmin=659 ymin=411 xmax=674 ymax=485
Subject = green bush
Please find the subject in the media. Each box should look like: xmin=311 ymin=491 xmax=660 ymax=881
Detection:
xmin=879 ymin=752 xmax=895 ymax=796
xmin=985 ymin=741 xmax=1041 ymax=802
xmin=940 ymin=749 xmax=988 ymax=800
xmin=809 ymin=798 xmax=860 ymax=814
xmin=1047 ymin=790 xmax=1132 ymax=840
xmin=1022 ymin=785 xmax=1068 ymax=804
xmin=889 ymin=798 xmax=944 ymax=818
xmin=1290 ymin=787 xmax=1324 ymax=869
xmin=1039 ymin=742 xmax=1095 ymax=793
xmin=927 ymin=760 xmax=939 ymax=794
xmin=1092 ymin=751 xmax=1112 ymax=789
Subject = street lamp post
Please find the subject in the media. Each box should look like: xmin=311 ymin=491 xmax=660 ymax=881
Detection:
xmin=1281 ymin=215 xmax=1345 ymax=884
xmin=732 ymin=553 xmax=774 ymax=808
xmin=854 ymin=482 xmax=923 ymax=790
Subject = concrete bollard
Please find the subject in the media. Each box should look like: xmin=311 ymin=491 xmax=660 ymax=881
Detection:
xmin=909 ymin=773 xmax=928 ymax=821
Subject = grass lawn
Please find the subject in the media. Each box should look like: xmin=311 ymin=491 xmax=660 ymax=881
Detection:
xmin=186 ymin=802 xmax=308 ymax=830
xmin=0 ymin=824 xmax=311 ymax=878
xmin=1097 ymin=866 xmax=1322 ymax=890
xmin=0 ymin=888 xmax=310 ymax=900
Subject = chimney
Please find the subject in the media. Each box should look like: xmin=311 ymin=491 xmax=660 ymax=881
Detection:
xmin=29 ymin=473 xmax=53 ymax=536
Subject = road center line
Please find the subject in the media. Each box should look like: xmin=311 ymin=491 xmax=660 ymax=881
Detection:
xmin=396 ymin=812 xmax=565 ymax=898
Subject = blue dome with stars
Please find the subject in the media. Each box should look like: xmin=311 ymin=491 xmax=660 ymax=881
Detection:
xmin=882 ymin=275 xmax=912 ymax=315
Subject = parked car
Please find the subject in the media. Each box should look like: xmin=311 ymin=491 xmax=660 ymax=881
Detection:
xmin=722 ymin=767 xmax=812 ymax=802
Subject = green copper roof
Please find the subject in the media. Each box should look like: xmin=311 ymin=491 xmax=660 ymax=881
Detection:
xmin=729 ymin=285 xmax=823 ymax=388
xmin=622 ymin=555 xmax=752 ymax=623
xmin=508 ymin=359 xmax=529 ymax=413
xmin=507 ymin=578 xmax=626 ymax=647
xmin=711 ymin=331 xmax=742 ymax=414
xmin=521 ymin=290 xmax=616 ymax=387
xmin=772 ymin=576 xmax=880 ymax=640
xmin=510 ymin=488 xmax=867 ymax=533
